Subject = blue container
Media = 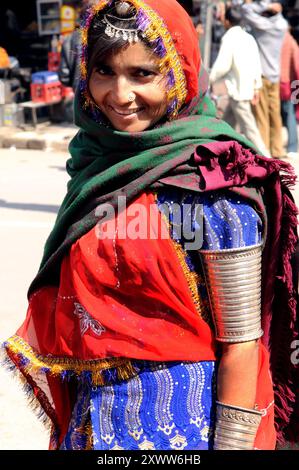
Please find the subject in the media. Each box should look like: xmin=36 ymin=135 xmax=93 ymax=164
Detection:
xmin=31 ymin=71 xmax=59 ymax=84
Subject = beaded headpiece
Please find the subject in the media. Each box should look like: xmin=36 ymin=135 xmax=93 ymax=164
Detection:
xmin=80 ymin=0 xmax=188 ymax=121
xmin=103 ymin=1 xmax=144 ymax=43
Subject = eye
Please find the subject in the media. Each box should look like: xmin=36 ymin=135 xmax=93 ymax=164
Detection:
xmin=95 ymin=65 xmax=114 ymax=76
xmin=134 ymin=68 xmax=156 ymax=78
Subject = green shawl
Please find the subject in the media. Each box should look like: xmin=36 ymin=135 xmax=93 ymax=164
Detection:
xmin=28 ymin=87 xmax=256 ymax=295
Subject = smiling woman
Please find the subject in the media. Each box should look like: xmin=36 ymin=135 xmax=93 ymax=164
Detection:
xmin=85 ymin=3 xmax=176 ymax=132
xmin=2 ymin=0 xmax=298 ymax=452
xmin=88 ymin=41 xmax=167 ymax=132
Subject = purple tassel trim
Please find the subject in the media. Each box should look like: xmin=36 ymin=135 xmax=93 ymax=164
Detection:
xmin=167 ymin=69 xmax=176 ymax=88
xmin=136 ymin=8 xmax=151 ymax=33
xmin=102 ymin=366 xmax=119 ymax=383
xmin=17 ymin=354 xmax=30 ymax=368
xmin=153 ymin=37 xmax=167 ymax=58
xmin=80 ymin=79 xmax=87 ymax=92
xmin=1 ymin=344 xmax=55 ymax=430
xmin=167 ymin=98 xmax=178 ymax=115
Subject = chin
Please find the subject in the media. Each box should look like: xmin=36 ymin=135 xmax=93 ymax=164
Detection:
xmin=111 ymin=121 xmax=151 ymax=133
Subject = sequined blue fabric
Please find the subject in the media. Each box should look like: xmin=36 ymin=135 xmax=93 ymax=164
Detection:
xmin=90 ymin=360 xmax=216 ymax=450
xmin=60 ymin=381 xmax=91 ymax=450
xmin=156 ymin=189 xmax=262 ymax=250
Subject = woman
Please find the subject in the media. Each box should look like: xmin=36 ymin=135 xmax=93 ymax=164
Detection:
xmin=2 ymin=0 xmax=298 ymax=450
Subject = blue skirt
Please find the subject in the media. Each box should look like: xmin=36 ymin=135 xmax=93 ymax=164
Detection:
xmin=60 ymin=360 xmax=216 ymax=450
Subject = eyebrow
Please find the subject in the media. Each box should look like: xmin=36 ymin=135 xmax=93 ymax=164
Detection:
xmin=100 ymin=61 xmax=160 ymax=72
xmin=128 ymin=64 xmax=160 ymax=72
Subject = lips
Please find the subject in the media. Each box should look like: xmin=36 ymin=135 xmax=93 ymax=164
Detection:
xmin=108 ymin=105 xmax=145 ymax=116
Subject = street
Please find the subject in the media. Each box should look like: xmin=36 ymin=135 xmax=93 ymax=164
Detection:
xmin=0 ymin=148 xmax=69 ymax=449
xmin=0 ymin=147 xmax=299 ymax=449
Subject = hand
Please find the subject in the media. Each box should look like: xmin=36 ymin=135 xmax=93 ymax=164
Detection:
xmin=267 ymin=2 xmax=282 ymax=14
xmin=251 ymin=90 xmax=260 ymax=106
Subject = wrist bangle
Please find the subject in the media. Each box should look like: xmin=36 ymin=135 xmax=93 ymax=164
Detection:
xmin=213 ymin=401 xmax=263 ymax=450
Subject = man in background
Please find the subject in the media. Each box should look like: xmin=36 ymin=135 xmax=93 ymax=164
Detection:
xmin=210 ymin=6 xmax=270 ymax=156
xmin=238 ymin=0 xmax=288 ymax=158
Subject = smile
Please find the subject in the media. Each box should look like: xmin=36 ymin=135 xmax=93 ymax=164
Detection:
xmin=109 ymin=105 xmax=145 ymax=117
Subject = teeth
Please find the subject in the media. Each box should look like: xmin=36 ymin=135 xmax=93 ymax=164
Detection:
xmin=111 ymin=106 xmax=142 ymax=116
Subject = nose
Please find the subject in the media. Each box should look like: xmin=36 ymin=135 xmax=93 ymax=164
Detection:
xmin=111 ymin=75 xmax=133 ymax=105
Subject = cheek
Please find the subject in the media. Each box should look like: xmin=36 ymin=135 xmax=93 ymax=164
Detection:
xmin=142 ymin=85 xmax=168 ymax=114
xmin=89 ymin=79 xmax=106 ymax=104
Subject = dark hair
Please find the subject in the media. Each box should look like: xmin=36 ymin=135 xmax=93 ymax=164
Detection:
xmin=225 ymin=7 xmax=242 ymax=27
xmin=178 ymin=0 xmax=194 ymax=16
xmin=87 ymin=7 xmax=152 ymax=80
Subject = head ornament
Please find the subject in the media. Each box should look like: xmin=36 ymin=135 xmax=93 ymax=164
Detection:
xmin=103 ymin=1 xmax=143 ymax=43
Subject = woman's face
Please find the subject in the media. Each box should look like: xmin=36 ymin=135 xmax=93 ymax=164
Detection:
xmin=88 ymin=42 xmax=168 ymax=132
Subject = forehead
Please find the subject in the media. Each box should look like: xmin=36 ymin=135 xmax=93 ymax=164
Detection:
xmin=104 ymin=42 xmax=159 ymax=67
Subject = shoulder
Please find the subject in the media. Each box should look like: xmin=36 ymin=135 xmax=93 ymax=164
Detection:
xmin=201 ymin=191 xmax=261 ymax=220
xmin=200 ymin=191 xmax=263 ymax=250
xmin=222 ymin=28 xmax=236 ymax=41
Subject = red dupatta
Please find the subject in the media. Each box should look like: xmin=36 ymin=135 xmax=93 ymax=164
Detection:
xmin=5 ymin=192 xmax=276 ymax=449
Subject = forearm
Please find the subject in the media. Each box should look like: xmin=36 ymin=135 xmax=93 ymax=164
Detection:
xmin=213 ymin=340 xmax=262 ymax=450
xmin=217 ymin=340 xmax=259 ymax=409
xmin=199 ymin=238 xmax=264 ymax=449
xmin=240 ymin=2 xmax=274 ymax=30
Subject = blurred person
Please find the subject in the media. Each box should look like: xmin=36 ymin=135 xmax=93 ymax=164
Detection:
xmin=0 ymin=3 xmax=20 ymax=58
xmin=57 ymin=31 xmax=80 ymax=122
xmin=280 ymin=29 xmax=299 ymax=158
xmin=210 ymin=6 xmax=270 ymax=156
xmin=238 ymin=0 xmax=288 ymax=158
xmin=59 ymin=31 xmax=80 ymax=92
xmin=58 ymin=0 xmax=97 ymax=122
xmin=59 ymin=0 xmax=99 ymax=91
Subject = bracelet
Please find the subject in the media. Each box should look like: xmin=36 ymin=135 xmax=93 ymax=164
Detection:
xmin=213 ymin=401 xmax=263 ymax=450
xmin=199 ymin=244 xmax=264 ymax=343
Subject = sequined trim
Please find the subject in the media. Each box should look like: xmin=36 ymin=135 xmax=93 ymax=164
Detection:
xmin=172 ymin=240 xmax=203 ymax=318
xmin=185 ymin=363 xmax=210 ymax=441
xmin=210 ymin=198 xmax=245 ymax=249
xmin=3 ymin=335 xmax=138 ymax=386
xmin=151 ymin=364 xmax=175 ymax=437
xmin=126 ymin=375 xmax=144 ymax=441
xmin=1 ymin=343 xmax=57 ymax=436
xmin=99 ymin=385 xmax=116 ymax=445
xmin=156 ymin=193 xmax=205 ymax=321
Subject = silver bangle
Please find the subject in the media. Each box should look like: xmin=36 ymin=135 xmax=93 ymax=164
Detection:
xmin=199 ymin=244 xmax=264 ymax=342
xmin=213 ymin=401 xmax=263 ymax=450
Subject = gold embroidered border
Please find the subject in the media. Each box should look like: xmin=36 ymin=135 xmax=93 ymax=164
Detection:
xmin=172 ymin=242 xmax=213 ymax=327
xmin=4 ymin=335 xmax=137 ymax=386
xmin=154 ymin=193 xmax=207 ymax=322
xmin=172 ymin=240 xmax=203 ymax=316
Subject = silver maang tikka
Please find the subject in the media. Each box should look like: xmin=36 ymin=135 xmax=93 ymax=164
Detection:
xmin=103 ymin=1 xmax=143 ymax=44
